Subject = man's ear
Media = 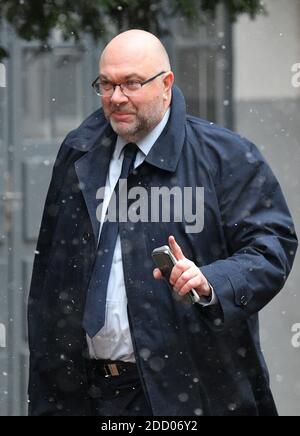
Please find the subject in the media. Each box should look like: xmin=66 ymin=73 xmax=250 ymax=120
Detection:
xmin=163 ymin=71 xmax=175 ymax=96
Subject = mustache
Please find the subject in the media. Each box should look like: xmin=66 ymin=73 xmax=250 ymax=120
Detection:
xmin=110 ymin=105 xmax=136 ymax=114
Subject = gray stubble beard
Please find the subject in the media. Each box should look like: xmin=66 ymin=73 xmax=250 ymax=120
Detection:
xmin=108 ymin=102 xmax=166 ymax=143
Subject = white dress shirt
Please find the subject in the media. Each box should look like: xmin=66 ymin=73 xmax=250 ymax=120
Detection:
xmin=86 ymin=107 xmax=217 ymax=362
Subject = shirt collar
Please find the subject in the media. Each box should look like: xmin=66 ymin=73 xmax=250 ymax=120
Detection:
xmin=115 ymin=107 xmax=171 ymax=159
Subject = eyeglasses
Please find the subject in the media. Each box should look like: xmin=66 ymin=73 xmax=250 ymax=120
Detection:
xmin=92 ymin=71 xmax=167 ymax=97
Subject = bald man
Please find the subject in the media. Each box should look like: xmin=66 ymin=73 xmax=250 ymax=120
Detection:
xmin=28 ymin=30 xmax=297 ymax=416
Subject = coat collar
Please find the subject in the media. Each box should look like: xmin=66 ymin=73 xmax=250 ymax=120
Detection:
xmin=145 ymin=86 xmax=186 ymax=172
xmin=65 ymin=85 xmax=187 ymax=173
xmin=70 ymin=86 xmax=187 ymax=243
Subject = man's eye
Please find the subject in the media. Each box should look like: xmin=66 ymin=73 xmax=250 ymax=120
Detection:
xmin=125 ymin=81 xmax=141 ymax=89
xmin=100 ymin=82 xmax=112 ymax=90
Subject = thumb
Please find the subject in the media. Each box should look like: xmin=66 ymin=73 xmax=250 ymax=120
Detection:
xmin=169 ymin=235 xmax=185 ymax=261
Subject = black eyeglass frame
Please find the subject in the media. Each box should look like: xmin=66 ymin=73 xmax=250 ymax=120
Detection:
xmin=91 ymin=71 xmax=167 ymax=96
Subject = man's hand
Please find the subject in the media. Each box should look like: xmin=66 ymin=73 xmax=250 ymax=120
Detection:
xmin=153 ymin=235 xmax=212 ymax=298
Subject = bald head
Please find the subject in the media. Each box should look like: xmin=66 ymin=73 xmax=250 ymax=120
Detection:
xmin=98 ymin=30 xmax=174 ymax=143
xmin=100 ymin=29 xmax=171 ymax=74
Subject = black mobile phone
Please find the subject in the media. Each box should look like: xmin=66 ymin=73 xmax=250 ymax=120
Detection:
xmin=151 ymin=245 xmax=200 ymax=304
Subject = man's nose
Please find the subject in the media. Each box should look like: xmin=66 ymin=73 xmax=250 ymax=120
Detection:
xmin=110 ymin=85 xmax=129 ymax=105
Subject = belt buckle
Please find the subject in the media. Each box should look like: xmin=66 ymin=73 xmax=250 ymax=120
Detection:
xmin=104 ymin=363 xmax=120 ymax=377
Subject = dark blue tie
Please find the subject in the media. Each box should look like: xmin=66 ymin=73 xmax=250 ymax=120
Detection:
xmin=83 ymin=142 xmax=139 ymax=338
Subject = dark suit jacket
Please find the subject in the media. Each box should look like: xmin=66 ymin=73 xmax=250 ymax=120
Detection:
xmin=28 ymin=85 xmax=298 ymax=416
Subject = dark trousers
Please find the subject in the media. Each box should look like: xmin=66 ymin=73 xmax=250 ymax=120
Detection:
xmin=87 ymin=364 xmax=153 ymax=416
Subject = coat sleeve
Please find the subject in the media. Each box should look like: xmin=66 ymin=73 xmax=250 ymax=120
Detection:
xmin=200 ymin=136 xmax=298 ymax=327
xmin=28 ymin=140 xmax=72 ymax=303
xmin=27 ymin=139 xmax=78 ymax=415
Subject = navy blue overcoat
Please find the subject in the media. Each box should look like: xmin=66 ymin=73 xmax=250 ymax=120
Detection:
xmin=28 ymin=86 xmax=298 ymax=416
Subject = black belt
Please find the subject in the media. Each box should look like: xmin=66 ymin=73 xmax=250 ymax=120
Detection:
xmin=86 ymin=359 xmax=137 ymax=377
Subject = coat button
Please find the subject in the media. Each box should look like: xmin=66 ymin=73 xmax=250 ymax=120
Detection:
xmin=83 ymin=232 xmax=91 ymax=241
xmin=240 ymin=295 xmax=248 ymax=306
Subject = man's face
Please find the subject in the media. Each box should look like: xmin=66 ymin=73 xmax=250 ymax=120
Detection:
xmin=99 ymin=58 xmax=169 ymax=142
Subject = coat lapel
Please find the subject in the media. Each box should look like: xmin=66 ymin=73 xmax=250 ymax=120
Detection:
xmin=75 ymin=129 xmax=116 ymax=244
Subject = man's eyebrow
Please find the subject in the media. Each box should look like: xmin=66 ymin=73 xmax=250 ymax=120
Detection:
xmin=124 ymin=73 xmax=145 ymax=80
xmin=99 ymin=73 xmax=145 ymax=81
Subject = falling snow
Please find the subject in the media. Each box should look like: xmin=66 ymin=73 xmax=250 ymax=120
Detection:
xmin=0 ymin=0 xmax=299 ymax=418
